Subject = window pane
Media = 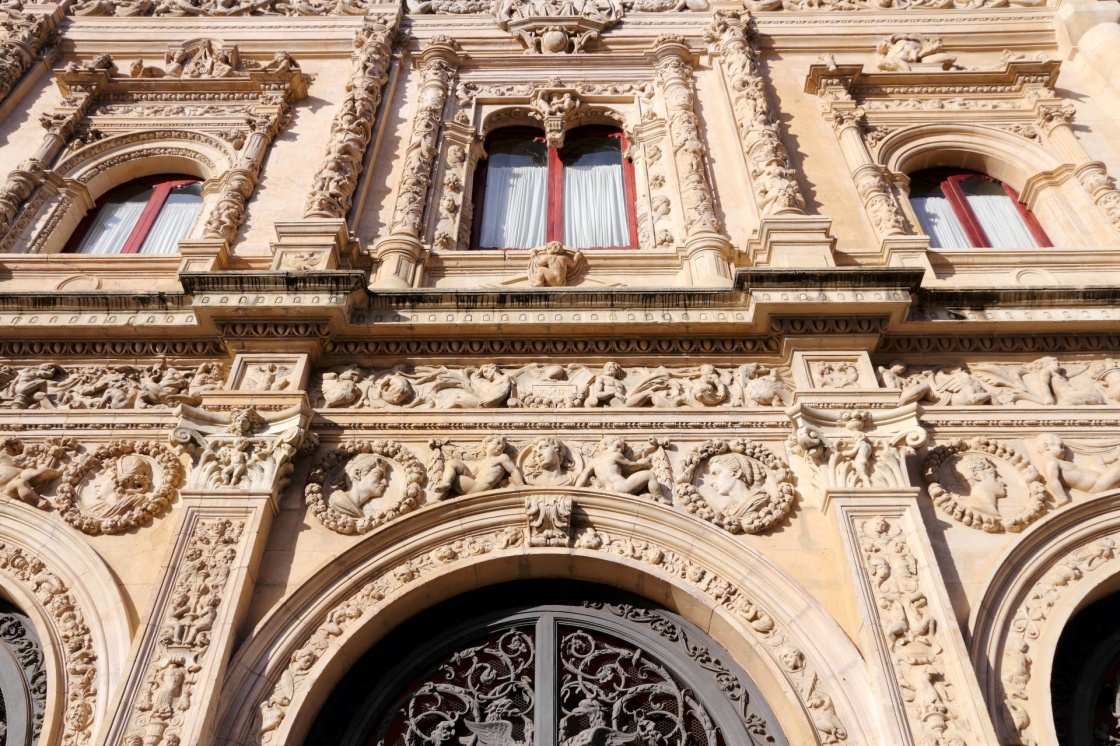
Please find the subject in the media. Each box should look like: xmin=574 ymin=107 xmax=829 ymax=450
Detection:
xmin=478 ymin=139 xmax=547 ymax=249
xmin=138 ymin=183 xmax=202 ymax=255
xmin=562 ymin=136 xmax=630 ymax=249
xmin=910 ymin=183 xmax=971 ymax=249
xmin=72 ymin=183 xmax=152 ymax=255
xmin=960 ymin=178 xmax=1039 ymax=249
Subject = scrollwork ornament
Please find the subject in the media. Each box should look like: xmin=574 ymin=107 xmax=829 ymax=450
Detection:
xmin=55 ymin=441 xmax=185 ymax=535
xmin=923 ymin=438 xmax=1046 ymax=533
xmin=675 ymin=439 xmax=795 ymax=534
xmin=305 ymin=440 xmax=426 ymax=535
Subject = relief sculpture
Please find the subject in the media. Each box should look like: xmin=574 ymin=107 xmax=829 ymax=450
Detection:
xmin=675 ymin=439 xmax=796 ymax=534
xmin=0 ymin=362 xmax=224 ymax=410
xmin=312 ymin=362 xmax=791 ymax=410
xmin=922 ymin=437 xmax=1047 ymax=533
xmin=0 ymin=436 xmax=76 ymax=509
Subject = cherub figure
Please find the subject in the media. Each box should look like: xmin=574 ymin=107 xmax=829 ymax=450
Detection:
xmin=434 ymin=435 xmax=524 ymax=498
xmin=584 ymin=362 xmax=628 ymax=407
xmin=831 ymin=411 xmax=874 ymax=487
xmin=1032 ymin=433 xmax=1120 ymax=503
xmin=576 ymin=436 xmax=664 ymax=501
xmin=690 ymin=364 xmax=729 ymax=406
xmin=527 ymin=241 xmax=584 ymax=287
xmin=219 ymin=438 xmax=255 ymax=486
xmin=0 ymin=438 xmax=66 ymax=509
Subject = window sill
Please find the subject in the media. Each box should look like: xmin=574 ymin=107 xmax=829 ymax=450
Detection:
xmin=0 ymin=253 xmax=183 ymax=292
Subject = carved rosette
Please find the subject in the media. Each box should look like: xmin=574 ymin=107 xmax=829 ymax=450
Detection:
xmin=305 ymin=440 xmax=426 ymax=535
xmin=922 ymin=438 xmax=1046 ymax=533
xmin=55 ymin=441 xmax=185 ymax=535
xmin=675 ymin=439 xmax=795 ymax=534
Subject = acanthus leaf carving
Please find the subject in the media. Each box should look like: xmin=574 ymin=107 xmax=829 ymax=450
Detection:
xmin=70 ymin=0 xmax=381 ymax=17
xmin=675 ymin=438 xmax=795 ymax=534
xmin=525 ymin=493 xmax=572 ymax=546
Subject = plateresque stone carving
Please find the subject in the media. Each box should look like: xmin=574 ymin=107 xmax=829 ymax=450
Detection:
xmin=70 ymin=0 xmax=380 ymax=16
xmin=527 ymin=241 xmax=586 ymax=286
xmin=518 ymin=436 xmax=585 ymax=486
xmin=922 ymin=437 xmax=1047 ymax=533
xmin=675 ymin=439 xmax=796 ymax=534
xmin=0 ymin=436 xmax=76 ymax=509
xmin=122 ymin=518 xmax=244 ymax=746
xmin=56 ymin=440 xmax=186 ymax=535
xmin=525 ymin=494 xmax=572 ymax=546
xmin=429 ymin=434 xmax=525 ymax=499
xmin=1029 ymin=433 xmax=1120 ymax=504
xmin=305 ymin=440 xmax=427 ymax=535
xmin=0 ymin=362 xmax=224 ymax=410
xmin=575 ymin=436 xmax=671 ymax=503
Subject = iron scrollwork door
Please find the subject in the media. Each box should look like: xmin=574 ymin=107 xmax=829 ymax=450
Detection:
xmin=363 ymin=603 xmax=785 ymax=746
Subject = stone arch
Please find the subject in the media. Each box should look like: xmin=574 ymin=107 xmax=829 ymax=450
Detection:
xmin=0 ymin=499 xmax=131 ymax=746
xmin=9 ymin=129 xmax=235 ymax=255
xmin=969 ymin=489 xmax=1120 ymax=745
xmin=216 ymin=487 xmax=890 ymax=746
xmin=878 ymin=123 xmax=1103 ymax=247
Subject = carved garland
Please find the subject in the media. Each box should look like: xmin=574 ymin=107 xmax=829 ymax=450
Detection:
xmin=304 ymin=440 xmax=426 ymax=535
xmin=55 ymin=441 xmax=185 ymax=535
xmin=675 ymin=438 xmax=795 ymax=534
xmin=922 ymin=437 xmax=1047 ymax=533
xmin=0 ymin=543 xmax=99 ymax=745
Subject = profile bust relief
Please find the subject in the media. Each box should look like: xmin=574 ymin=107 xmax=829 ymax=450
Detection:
xmin=306 ymin=441 xmax=427 ymax=535
xmin=676 ymin=439 xmax=795 ymax=534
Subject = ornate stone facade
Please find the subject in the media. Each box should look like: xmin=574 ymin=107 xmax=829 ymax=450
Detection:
xmin=0 ymin=0 xmax=1119 ymax=744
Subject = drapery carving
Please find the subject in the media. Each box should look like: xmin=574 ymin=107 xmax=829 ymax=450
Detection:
xmin=705 ymin=11 xmax=804 ymax=217
xmin=121 ymin=518 xmax=245 ymax=746
xmin=303 ymin=16 xmax=395 ymax=219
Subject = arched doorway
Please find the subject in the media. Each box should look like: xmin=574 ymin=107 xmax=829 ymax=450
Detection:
xmin=305 ymin=581 xmax=786 ymax=746
xmin=1051 ymin=591 xmax=1120 ymax=745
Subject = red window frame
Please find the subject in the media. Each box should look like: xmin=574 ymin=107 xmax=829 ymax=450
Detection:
xmin=471 ymin=125 xmax=639 ymax=251
xmin=910 ymin=168 xmax=1051 ymax=248
xmin=64 ymin=174 xmax=201 ymax=254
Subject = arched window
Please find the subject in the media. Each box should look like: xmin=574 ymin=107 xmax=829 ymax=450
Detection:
xmin=473 ymin=126 xmax=638 ymax=250
xmin=908 ymin=168 xmax=1051 ymax=249
xmin=306 ymin=581 xmax=787 ymax=746
xmin=65 ymin=175 xmax=203 ymax=255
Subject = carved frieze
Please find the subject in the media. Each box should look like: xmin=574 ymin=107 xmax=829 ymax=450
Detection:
xmin=56 ymin=441 xmax=185 ymax=535
xmin=675 ymin=439 xmax=795 ymax=534
xmin=748 ymin=0 xmax=1043 ymax=10
xmin=493 ymin=0 xmax=619 ymax=54
xmin=881 ymin=357 xmax=1120 ymax=407
xmin=305 ymin=440 xmax=426 ymax=535
xmin=71 ymin=0 xmax=379 ymax=16
xmin=122 ymin=518 xmax=244 ymax=746
xmin=1029 ymin=433 xmax=1120 ymax=504
xmin=313 ymin=362 xmax=791 ymax=410
xmin=922 ymin=437 xmax=1046 ymax=533
xmin=873 ymin=34 xmax=957 ymax=72
xmin=0 ymin=362 xmax=224 ymax=410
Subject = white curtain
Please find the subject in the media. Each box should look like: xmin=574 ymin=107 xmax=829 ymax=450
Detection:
xmin=138 ymin=184 xmax=202 ymax=255
xmin=72 ymin=188 xmax=150 ymax=255
xmin=563 ymin=162 xmax=629 ymax=249
xmin=962 ymin=179 xmax=1039 ymax=248
xmin=911 ymin=192 xmax=971 ymax=249
xmin=478 ymin=162 xmax=547 ymax=249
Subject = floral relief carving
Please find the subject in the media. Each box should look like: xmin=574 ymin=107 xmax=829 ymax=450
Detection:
xmin=305 ymin=440 xmax=426 ymax=535
xmin=705 ymin=11 xmax=804 ymax=217
xmin=0 ymin=362 xmax=224 ymax=411
xmin=574 ymin=526 xmax=849 ymax=743
xmin=55 ymin=441 xmax=185 ymax=535
xmin=998 ymin=535 xmax=1120 ymax=740
xmin=312 ymin=362 xmax=792 ymax=410
xmin=0 ymin=543 xmax=99 ymax=745
xmin=675 ymin=439 xmax=795 ymax=534
xmin=0 ymin=610 xmax=47 ymax=742
xmin=123 ymin=518 xmax=244 ymax=746
xmin=255 ymin=525 xmax=527 ymax=743
xmin=525 ymin=494 xmax=572 ymax=546
xmin=303 ymin=17 xmax=394 ymax=219
xmin=881 ymin=357 xmax=1120 ymax=407
xmin=747 ymin=0 xmax=1043 ymax=10
xmin=922 ymin=438 xmax=1047 ymax=533
xmin=0 ymin=436 xmax=77 ymax=510
xmin=856 ymin=516 xmax=971 ymax=745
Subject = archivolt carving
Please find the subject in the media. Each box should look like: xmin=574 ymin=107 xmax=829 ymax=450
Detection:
xmin=0 ymin=543 xmax=99 ymax=745
xmin=55 ymin=440 xmax=185 ymax=535
xmin=305 ymin=440 xmax=426 ymax=535
xmin=313 ymin=362 xmax=791 ymax=410
xmin=525 ymin=493 xmax=572 ymax=546
xmin=675 ymin=439 xmax=795 ymax=534
xmin=923 ymin=438 xmax=1046 ymax=533
xmin=0 ymin=362 xmax=224 ymax=410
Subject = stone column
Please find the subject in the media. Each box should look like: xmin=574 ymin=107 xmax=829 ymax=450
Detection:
xmin=1035 ymin=102 xmax=1120 ymax=237
xmin=371 ymin=36 xmax=460 ymax=288
xmin=785 ymin=370 xmax=1000 ymax=746
xmin=100 ymin=373 xmax=312 ymax=746
xmin=650 ymin=34 xmax=732 ymax=285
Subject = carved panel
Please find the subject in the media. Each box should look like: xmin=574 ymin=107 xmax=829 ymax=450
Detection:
xmin=675 ymin=439 xmax=795 ymax=534
xmin=56 ymin=441 xmax=185 ymax=535
xmin=0 ymin=436 xmax=77 ymax=510
xmin=525 ymin=494 xmax=572 ymax=546
xmin=0 ymin=362 xmax=225 ymax=410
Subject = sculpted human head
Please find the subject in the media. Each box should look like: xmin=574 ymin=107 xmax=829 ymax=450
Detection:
xmin=345 ymin=454 xmax=388 ymax=505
